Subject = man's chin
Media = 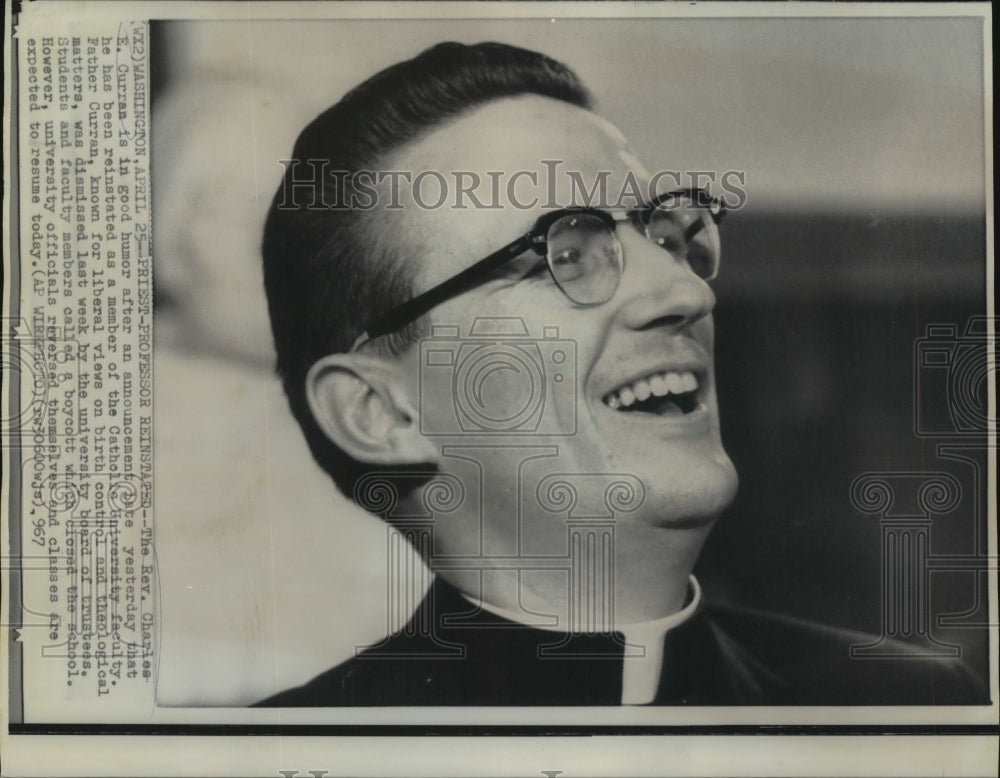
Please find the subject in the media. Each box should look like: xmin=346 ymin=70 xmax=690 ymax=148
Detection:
xmin=634 ymin=459 xmax=740 ymax=529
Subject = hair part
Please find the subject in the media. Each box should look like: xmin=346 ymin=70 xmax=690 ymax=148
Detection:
xmin=262 ymin=41 xmax=592 ymax=495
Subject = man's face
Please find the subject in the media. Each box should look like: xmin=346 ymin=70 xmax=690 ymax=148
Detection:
xmin=383 ymin=95 xmax=738 ymax=555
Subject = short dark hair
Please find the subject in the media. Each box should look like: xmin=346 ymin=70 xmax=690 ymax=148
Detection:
xmin=262 ymin=41 xmax=592 ymax=495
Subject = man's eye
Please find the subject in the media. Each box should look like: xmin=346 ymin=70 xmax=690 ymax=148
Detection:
xmin=646 ymin=214 xmax=687 ymax=256
xmin=551 ymin=248 xmax=583 ymax=267
xmin=651 ymin=234 xmax=685 ymax=254
xmin=549 ymin=249 xmax=586 ymax=282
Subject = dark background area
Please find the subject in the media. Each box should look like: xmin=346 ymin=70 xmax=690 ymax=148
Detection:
xmin=699 ymin=209 xmax=990 ymax=683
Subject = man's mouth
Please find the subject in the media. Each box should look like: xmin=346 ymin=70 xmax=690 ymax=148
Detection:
xmin=602 ymin=370 xmax=702 ymax=416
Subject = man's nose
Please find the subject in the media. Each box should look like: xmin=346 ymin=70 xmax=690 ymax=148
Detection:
xmin=611 ymin=227 xmax=717 ymax=331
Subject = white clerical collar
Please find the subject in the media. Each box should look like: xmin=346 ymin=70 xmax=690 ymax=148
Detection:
xmin=618 ymin=576 xmax=702 ymax=705
xmin=458 ymin=576 xmax=703 ymax=705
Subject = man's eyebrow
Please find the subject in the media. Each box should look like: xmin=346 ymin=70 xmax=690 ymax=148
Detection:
xmin=481 ymin=249 xmax=544 ymax=281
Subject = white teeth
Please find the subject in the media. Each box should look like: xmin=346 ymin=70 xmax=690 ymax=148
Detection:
xmin=665 ymin=372 xmax=685 ymax=394
xmin=603 ymin=370 xmax=701 ymax=409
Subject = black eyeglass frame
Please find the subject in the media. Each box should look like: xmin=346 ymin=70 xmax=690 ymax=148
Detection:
xmin=350 ymin=188 xmax=726 ymax=351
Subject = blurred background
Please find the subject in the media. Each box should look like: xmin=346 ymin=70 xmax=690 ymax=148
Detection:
xmin=150 ymin=16 xmax=990 ymax=705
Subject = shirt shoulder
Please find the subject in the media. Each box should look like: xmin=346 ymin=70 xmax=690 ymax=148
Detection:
xmin=254 ymin=632 xmax=466 ymax=707
xmin=700 ymin=602 xmax=990 ymax=705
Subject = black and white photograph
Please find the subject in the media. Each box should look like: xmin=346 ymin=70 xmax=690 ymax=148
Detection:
xmin=1 ymin=1 xmax=996 ymax=775
xmin=151 ymin=12 xmax=994 ymax=711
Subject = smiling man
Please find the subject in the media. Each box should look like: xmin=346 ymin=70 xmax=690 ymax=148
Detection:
xmin=257 ymin=42 xmax=985 ymax=707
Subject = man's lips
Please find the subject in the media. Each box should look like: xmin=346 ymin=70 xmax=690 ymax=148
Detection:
xmin=596 ymin=361 xmax=708 ymax=417
xmin=603 ymin=368 xmax=699 ymax=410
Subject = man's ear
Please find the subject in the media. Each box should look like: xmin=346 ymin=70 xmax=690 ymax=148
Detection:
xmin=305 ymin=354 xmax=437 ymax=466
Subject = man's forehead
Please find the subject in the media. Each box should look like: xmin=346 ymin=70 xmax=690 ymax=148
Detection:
xmin=386 ymin=95 xmax=643 ymax=191
xmin=378 ymin=95 xmax=651 ymax=289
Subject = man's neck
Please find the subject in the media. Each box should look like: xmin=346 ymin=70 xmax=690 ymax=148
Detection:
xmin=438 ymin=522 xmax=711 ymax=629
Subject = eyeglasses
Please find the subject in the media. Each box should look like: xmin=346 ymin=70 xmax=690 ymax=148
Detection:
xmin=350 ymin=188 xmax=725 ymax=351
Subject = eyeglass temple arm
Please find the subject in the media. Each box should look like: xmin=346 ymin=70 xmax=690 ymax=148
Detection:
xmin=351 ymin=233 xmax=537 ymax=350
xmin=351 ymin=193 xmax=725 ymax=351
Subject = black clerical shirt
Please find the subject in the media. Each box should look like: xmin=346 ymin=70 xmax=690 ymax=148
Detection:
xmin=258 ymin=577 xmax=989 ymax=707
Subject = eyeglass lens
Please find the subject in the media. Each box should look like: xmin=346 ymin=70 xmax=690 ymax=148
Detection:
xmin=645 ymin=203 xmax=720 ymax=282
xmin=544 ymin=198 xmax=720 ymax=305
xmin=546 ymin=213 xmax=624 ymax=304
